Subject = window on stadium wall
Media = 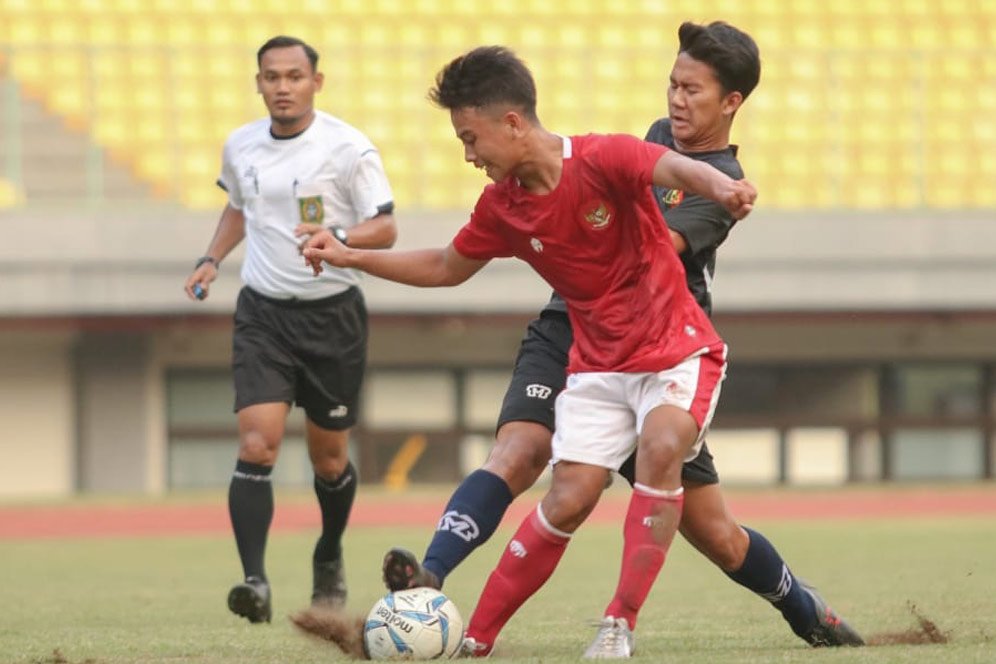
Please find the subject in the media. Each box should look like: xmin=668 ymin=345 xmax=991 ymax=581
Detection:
xmin=166 ymin=369 xmax=314 ymax=489
xmin=165 ymin=363 xmax=993 ymax=487
xmin=710 ymin=364 xmax=880 ymax=484
xmin=881 ymin=364 xmax=989 ymax=480
xmin=711 ymin=363 xmax=994 ymax=483
xmin=359 ymin=367 xmax=511 ymax=484
xmin=166 ymin=366 xmax=513 ymax=488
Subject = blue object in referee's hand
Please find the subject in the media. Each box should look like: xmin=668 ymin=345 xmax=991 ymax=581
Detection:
xmin=193 ymin=283 xmax=206 ymax=300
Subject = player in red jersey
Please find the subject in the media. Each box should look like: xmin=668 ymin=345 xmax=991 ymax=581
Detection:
xmin=303 ymin=46 xmax=755 ymax=658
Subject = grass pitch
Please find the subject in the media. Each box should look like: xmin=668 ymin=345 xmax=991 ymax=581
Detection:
xmin=2 ymin=492 xmax=995 ymax=663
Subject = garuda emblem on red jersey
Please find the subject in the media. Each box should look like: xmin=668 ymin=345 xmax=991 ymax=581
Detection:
xmin=583 ymin=201 xmax=613 ymax=230
xmin=662 ymin=189 xmax=684 ymax=209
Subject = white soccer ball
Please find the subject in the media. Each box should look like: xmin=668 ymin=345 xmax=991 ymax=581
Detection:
xmin=363 ymin=587 xmax=465 ymax=660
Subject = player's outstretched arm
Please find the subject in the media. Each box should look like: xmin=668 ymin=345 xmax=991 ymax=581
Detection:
xmin=652 ymin=150 xmax=756 ymax=220
xmin=303 ymin=229 xmax=488 ymax=287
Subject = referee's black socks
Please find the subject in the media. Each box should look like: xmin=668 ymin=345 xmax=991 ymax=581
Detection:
xmin=229 ymin=459 xmax=274 ymax=581
xmin=312 ymin=461 xmax=357 ymax=565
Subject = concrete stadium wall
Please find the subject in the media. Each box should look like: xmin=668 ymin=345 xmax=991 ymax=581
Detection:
xmin=0 ymin=331 xmax=75 ymax=497
xmin=1 ymin=207 xmax=995 ymax=316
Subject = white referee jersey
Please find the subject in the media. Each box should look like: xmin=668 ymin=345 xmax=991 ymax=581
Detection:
xmin=218 ymin=110 xmax=394 ymax=300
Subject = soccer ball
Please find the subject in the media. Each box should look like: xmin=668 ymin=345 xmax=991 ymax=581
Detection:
xmin=363 ymin=587 xmax=465 ymax=660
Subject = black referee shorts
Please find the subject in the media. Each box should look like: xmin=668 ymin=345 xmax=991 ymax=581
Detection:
xmin=497 ymin=309 xmax=720 ymax=485
xmin=232 ymin=286 xmax=367 ymax=431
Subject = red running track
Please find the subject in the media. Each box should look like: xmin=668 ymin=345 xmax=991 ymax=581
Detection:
xmin=1 ymin=485 xmax=995 ymax=540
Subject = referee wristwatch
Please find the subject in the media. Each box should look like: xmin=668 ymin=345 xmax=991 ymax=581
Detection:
xmin=329 ymin=225 xmax=349 ymax=246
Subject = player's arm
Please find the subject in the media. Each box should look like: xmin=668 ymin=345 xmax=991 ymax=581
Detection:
xmin=294 ymin=208 xmax=398 ymax=250
xmin=338 ymin=209 xmax=397 ymax=249
xmin=303 ymin=230 xmax=487 ymax=287
xmin=669 ymin=229 xmax=688 ymax=253
xmin=184 ymin=203 xmax=246 ymax=300
xmin=652 ymin=150 xmax=755 ymax=220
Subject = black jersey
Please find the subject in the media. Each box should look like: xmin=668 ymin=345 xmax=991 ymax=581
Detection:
xmin=541 ymin=118 xmax=742 ymax=317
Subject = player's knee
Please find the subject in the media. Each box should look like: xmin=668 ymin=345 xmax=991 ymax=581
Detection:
xmin=543 ymin=480 xmax=600 ymax=531
xmin=238 ymin=430 xmax=279 ymax=465
xmin=485 ymin=427 xmax=552 ymax=495
xmin=638 ymin=432 xmax=686 ymax=476
xmin=312 ymin=455 xmax=349 ymax=480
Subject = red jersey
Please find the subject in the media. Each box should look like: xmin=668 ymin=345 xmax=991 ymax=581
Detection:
xmin=453 ymin=133 xmax=723 ymax=374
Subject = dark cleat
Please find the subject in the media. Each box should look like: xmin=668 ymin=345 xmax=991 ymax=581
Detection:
xmin=801 ymin=583 xmax=864 ymax=647
xmin=382 ymin=547 xmax=441 ymax=592
xmin=312 ymin=557 xmax=348 ymax=609
xmin=228 ymin=576 xmax=271 ymax=624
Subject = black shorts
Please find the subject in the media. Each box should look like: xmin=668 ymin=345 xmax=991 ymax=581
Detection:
xmin=232 ymin=286 xmax=367 ymax=430
xmin=496 ymin=310 xmax=720 ymax=485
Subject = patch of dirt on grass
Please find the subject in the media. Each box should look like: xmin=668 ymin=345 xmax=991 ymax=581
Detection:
xmin=291 ymin=606 xmax=368 ymax=659
xmin=31 ymin=649 xmax=97 ymax=664
xmin=867 ymin=602 xmax=950 ymax=645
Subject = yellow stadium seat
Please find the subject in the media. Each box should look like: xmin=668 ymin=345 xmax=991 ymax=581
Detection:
xmin=7 ymin=16 xmax=43 ymax=46
xmin=0 ymin=178 xmax=25 ymax=208
xmin=2 ymin=1 xmax=992 ymax=210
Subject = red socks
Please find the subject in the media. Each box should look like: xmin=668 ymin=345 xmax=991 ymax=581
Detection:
xmin=604 ymin=484 xmax=684 ymax=628
xmin=465 ymin=484 xmax=683 ymax=653
xmin=464 ymin=506 xmax=570 ymax=653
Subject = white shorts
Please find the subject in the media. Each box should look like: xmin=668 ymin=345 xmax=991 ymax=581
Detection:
xmin=550 ymin=345 xmax=727 ymax=470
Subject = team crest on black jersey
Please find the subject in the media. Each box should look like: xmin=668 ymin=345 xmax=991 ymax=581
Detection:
xmin=582 ymin=200 xmax=614 ymax=230
xmin=661 ymin=189 xmax=684 ymax=209
xmin=297 ymin=196 xmax=324 ymax=224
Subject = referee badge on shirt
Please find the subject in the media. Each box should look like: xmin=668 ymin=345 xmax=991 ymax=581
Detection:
xmin=297 ymin=196 xmax=324 ymax=224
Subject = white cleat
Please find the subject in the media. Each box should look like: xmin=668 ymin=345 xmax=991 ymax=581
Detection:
xmin=583 ymin=616 xmax=634 ymax=659
xmin=456 ymin=636 xmax=492 ymax=659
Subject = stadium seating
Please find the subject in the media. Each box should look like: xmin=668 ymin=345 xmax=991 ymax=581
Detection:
xmin=0 ymin=0 xmax=993 ymax=210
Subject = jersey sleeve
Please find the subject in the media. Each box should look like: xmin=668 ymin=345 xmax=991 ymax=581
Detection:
xmin=452 ymin=190 xmax=514 ymax=260
xmin=346 ymin=146 xmax=395 ymax=220
xmin=663 ymin=193 xmax=736 ymax=255
xmin=596 ymin=134 xmax=670 ymax=198
xmin=217 ymin=137 xmax=243 ymax=210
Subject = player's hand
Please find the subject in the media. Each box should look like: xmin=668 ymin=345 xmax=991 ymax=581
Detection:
xmin=184 ymin=263 xmax=217 ymax=301
xmin=721 ymin=178 xmax=757 ymax=220
xmin=302 ymin=229 xmax=349 ymax=276
xmin=294 ymin=223 xmax=325 ymax=253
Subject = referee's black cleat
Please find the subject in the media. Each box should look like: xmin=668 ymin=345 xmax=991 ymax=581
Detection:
xmin=227 ymin=576 xmax=272 ymax=624
xmin=311 ymin=557 xmax=348 ymax=609
xmin=800 ymin=583 xmax=864 ymax=647
xmin=382 ymin=547 xmax=441 ymax=592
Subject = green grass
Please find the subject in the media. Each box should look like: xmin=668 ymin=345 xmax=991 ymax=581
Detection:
xmin=2 ymin=496 xmax=995 ymax=663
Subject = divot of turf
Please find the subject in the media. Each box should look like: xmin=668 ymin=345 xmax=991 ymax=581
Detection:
xmin=867 ymin=602 xmax=950 ymax=645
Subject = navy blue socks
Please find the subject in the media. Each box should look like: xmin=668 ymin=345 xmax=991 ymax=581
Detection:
xmin=229 ymin=459 xmax=274 ymax=580
xmin=422 ymin=469 xmax=514 ymax=585
xmin=726 ymin=526 xmax=818 ymax=637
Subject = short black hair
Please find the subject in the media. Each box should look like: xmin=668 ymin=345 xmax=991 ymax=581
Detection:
xmin=429 ymin=46 xmax=538 ymax=120
xmin=257 ymin=35 xmax=319 ymax=71
xmin=678 ymin=21 xmax=761 ymax=100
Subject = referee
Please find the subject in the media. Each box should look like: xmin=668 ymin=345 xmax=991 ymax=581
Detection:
xmin=184 ymin=35 xmax=397 ymax=624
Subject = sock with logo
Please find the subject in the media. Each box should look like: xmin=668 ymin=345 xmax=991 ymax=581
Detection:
xmin=422 ymin=469 xmax=514 ymax=584
xmin=313 ymin=462 xmax=357 ymax=565
xmin=464 ymin=505 xmax=570 ymax=653
xmin=228 ymin=459 xmax=274 ymax=580
xmin=604 ymin=484 xmax=684 ymax=629
xmin=726 ymin=526 xmax=818 ymax=637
